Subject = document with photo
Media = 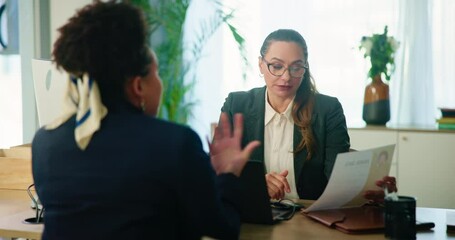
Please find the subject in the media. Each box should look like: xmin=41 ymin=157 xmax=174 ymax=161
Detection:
xmin=304 ymin=144 xmax=395 ymax=212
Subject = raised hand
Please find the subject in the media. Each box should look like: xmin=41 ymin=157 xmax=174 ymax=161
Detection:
xmin=209 ymin=113 xmax=260 ymax=177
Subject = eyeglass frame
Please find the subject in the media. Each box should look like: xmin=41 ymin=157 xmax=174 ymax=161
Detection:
xmin=261 ymin=57 xmax=308 ymax=78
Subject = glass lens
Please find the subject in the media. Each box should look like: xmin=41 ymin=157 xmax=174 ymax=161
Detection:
xmin=289 ymin=66 xmax=305 ymax=78
xmin=267 ymin=63 xmax=285 ymax=76
xmin=267 ymin=63 xmax=305 ymax=78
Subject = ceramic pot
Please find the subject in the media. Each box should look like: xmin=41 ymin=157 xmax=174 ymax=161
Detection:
xmin=363 ymin=75 xmax=390 ymax=125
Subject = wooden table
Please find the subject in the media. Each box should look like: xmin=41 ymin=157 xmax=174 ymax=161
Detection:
xmin=241 ymin=207 xmax=455 ymax=239
xmin=1 ymin=189 xmax=454 ymax=240
xmin=0 ymin=189 xmax=43 ymax=240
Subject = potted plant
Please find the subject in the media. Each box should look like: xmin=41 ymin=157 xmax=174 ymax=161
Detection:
xmin=130 ymin=0 xmax=247 ymax=124
xmin=359 ymin=26 xmax=400 ymax=125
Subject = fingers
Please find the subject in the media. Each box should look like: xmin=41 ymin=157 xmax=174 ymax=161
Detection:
xmin=219 ymin=112 xmax=231 ymax=139
xmin=267 ymin=180 xmax=284 ymax=200
xmin=212 ymin=115 xmax=223 ymax=142
xmin=242 ymin=140 xmax=261 ymax=159
xmin=266 ymin=172 xmax=291 ymax=200
xmin=206 ymin=135 xmax=214 ymax=152
xmin=278 ymin=170 xmax=291 ymax=193
xmin=212 ymin=112 xmax=232 ymax=143
xmin=233 ymin=113 xmax=243 ymax=141
xmin=382 ymin=176 xmax=396 ymax=186
xmin=366 ymin=176 xmax=398 ymax=203
xmin=268 ymin=188 xmax=283 ymax=200
xmin=279 ymin=170 xmax=289 ymax=177
xmin=383 ymin=176 xmax=396 ymax=182
xmin=210 ymin=112 xmax=262 ymax=177
xmin=375 ymin=176 xmax=398 ymax=192
xmin=213 ymin=112 xmax=241 ymax=140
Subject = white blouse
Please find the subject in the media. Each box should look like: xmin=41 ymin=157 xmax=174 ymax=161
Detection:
xmin=264 ymin=90 xmax=299 ymax=199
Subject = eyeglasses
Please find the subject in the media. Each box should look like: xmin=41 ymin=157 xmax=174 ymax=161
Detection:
xmin=262 ymin=58 xmax=308 ymax=78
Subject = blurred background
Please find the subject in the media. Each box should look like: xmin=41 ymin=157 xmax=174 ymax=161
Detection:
xmin=0 ymin=0 xmax=454 ymax=149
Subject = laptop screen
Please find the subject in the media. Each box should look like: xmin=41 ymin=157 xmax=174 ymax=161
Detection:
xmin=239 ymin=160 xmax=279 ymax=224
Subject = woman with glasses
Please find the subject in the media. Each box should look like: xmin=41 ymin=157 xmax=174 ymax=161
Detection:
xmin=31 ymin=2 xmax=259 ymax=240
xmin=220 ymin=29 xmax=396 ymax=201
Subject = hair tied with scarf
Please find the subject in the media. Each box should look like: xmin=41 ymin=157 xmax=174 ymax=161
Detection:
xmin=46 ymin=74 xmax=108 ymax=150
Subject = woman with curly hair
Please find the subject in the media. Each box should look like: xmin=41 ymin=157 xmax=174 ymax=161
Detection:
xmin=32 ymin=1 xmax=259 ymax=239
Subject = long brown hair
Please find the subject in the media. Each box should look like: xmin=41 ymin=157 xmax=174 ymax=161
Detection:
xmin=260 ymin=29 xmax=317 ymax=160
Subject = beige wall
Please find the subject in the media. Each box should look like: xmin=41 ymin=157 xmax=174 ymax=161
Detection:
xmin=50 ymin=0 xmax=92 ymax=49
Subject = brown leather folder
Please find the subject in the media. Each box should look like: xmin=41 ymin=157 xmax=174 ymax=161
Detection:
xmin=304 ymin=205 xmax=384 ymax=234
xmin=304 ymin=205 xmax=436 ymax=234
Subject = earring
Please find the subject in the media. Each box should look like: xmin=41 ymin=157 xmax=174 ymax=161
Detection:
xmin=140 ymin=101 xmax=146 ymax=112
xmin=259 ymin=73 xmax=264 ymax=78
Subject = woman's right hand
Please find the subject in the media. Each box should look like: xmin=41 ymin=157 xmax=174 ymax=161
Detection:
xmin=265 ymin=170 xmax=291 ymax=200
xmin=209 ymin=113 xmax=260 ymax=177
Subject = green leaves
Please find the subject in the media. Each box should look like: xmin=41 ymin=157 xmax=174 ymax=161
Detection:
xmin=359 ymin=26 xmax=400 ymax=81
xmin=130 ymin=0 xmax=247 ymax=124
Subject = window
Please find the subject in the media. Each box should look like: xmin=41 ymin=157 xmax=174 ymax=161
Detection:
xmin=0 ymin=53 xmax=22 ymax=148
xmin=188 ymin=0 xmax=398 ymax=147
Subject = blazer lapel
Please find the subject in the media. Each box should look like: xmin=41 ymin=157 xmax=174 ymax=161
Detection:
xmin=245 ymin=87 xmax=266 ymax=162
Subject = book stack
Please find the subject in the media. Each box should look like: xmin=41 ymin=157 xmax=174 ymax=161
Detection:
xmin=437 ymin=108 xmax=455 ymax=130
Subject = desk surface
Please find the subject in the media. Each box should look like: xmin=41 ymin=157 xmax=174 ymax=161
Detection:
xmin=1 ymin=189 xmax=454 ymax=240
xmin=0 ymin=189 xmax=43 ymax=240
xmin=241 ymin=207 xmax=455 ymax=240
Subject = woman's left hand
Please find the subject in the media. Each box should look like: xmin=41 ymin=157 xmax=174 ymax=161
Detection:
xmin=363 ymin=176 xmax=397 ymax=203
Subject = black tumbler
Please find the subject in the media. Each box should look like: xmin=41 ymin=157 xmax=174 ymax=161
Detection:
xmin=384 ymin=196 xmax=416 ymax=239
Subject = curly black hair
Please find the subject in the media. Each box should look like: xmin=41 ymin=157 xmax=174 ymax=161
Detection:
xmin=52 ymin=0 xmax=152 ymax=108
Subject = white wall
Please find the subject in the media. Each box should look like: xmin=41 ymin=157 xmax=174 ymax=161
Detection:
xmin=50 ymin=0 xmax=92 ymax=48
xmin=18 ymin=0 xmax=91 ymax=146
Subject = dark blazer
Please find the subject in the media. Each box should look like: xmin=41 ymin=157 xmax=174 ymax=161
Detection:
xmin=32 ymin=102 xmax=241 ymax=240
xmin=221 ymin=86 xmax=350 ymax=200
